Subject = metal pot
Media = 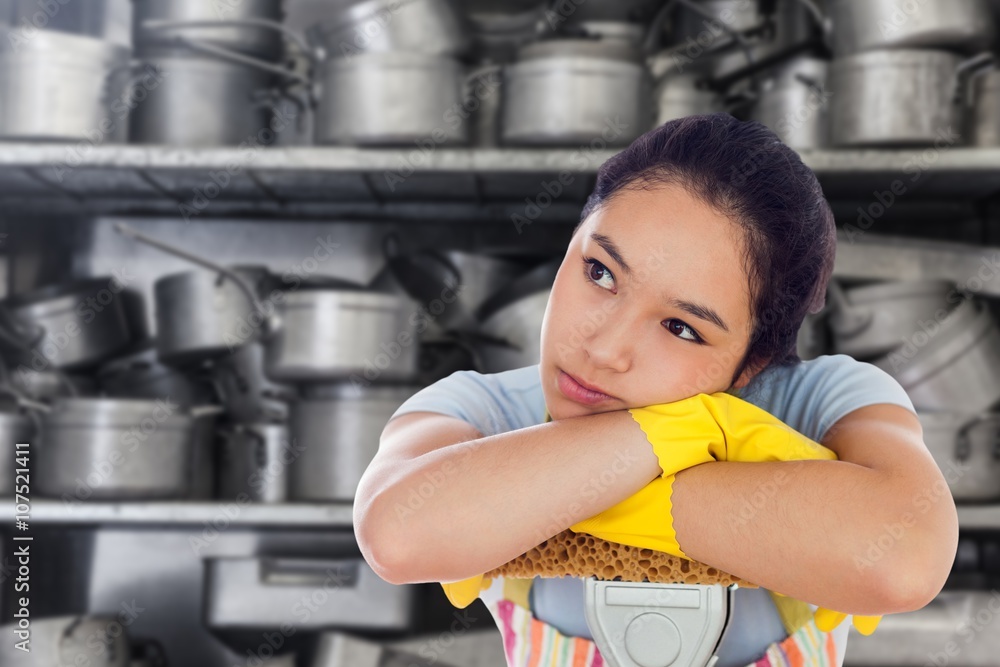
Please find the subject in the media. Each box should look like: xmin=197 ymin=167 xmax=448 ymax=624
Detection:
xmin=306 ymin=0 xmax=470 ymax=59
xmin=918 ymin=411 xmax=1000 ymax=502
xmin=828 ymin=0 xmax=995 ymax=57
xmin=475 ymin=258 xmax=559 ymax=361
xmin=97 ymin=343 xmax=217 ymax=404
xmin=653 ymin=72 xmax=721 ymax=125
xmin=971 ymin=69 xmax=1000 ymax=147
xmin=827 ymin=279 xmax=958 ymax=359
xmin=0 ymin=28 xmax=132 ymax=142
xmin=153 ymin=266 xmax=274 ymax=366
xmin=0 ymin=277 xmax=133 ymax=372
xmin=501 ymin=39 xmax=653 ymax=146
xmin=265 ymin=287 xmax=421 ymax=383
xmin=748 ymin=56 xmax=830 ymax=149
xmin=288 ymin=383 xmax=419 ymax=501
xmin=210 ymin=341 xmax=297 ymax=423
xmin=0 ymin=615 xmax=129 ymax=667
xmin=314 ymin=51 xmax=470 ymax=146
xmin=0 ymin=411 xmax=34 ymax=496
xmin=36 ymin=397 xmax=206 ymax=500
xmin=872 ymin=298 xmax=1000 ymax=412
xmin=217 ymin=422 xmax=291 ymax=502
xmin=132 ymin=0 xmax=286 ymax=59
xmin=829 ymin=50 xmax=989 ymax=147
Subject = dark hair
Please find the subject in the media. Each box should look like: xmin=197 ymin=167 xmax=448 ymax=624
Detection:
xmin=577 ymin=113 xmax=836 ymax=388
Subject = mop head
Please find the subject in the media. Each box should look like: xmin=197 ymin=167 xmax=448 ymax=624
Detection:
xmin=483 ymin=529 xmax=757 ymax=587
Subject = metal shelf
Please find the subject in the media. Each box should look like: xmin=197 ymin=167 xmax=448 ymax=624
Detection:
xmin=2 ymin=144 xmax=1000 ymax=218
xmin=0 ymin=499 xmax=354 ymax=528
xmin=957 ymin=505 xmax=1000 ymax=531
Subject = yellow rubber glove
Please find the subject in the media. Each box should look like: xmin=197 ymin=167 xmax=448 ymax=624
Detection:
xmin=441 ymin=573 xmax=492 ymax=609
xmin=568 ymin=392 xmax=880 ymax=636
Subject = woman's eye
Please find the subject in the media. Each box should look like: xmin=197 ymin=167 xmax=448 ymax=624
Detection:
xmin=664 ymin=319 xmax=703 ymax=343
xmin=583 ymin=258 xmax=615 ymax=291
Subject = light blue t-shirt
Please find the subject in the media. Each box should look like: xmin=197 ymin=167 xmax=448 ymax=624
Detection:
xmin=387 ymin=355 xmax=916 ymax=666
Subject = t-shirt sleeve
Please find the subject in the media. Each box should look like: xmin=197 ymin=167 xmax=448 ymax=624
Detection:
xmin=387 ymin=366 xmax=544 ymax=437
xmin=743 ymin=354 xmax=917 ymax=443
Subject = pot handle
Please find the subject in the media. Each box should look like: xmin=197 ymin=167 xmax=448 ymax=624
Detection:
xmin=826 ymin=280 xmax=873 ymax=338
xmin=953 ymin=51 xmax=996 ymax=106
xmin=140 ymin=19 xmax=311 ymax=85
xmin=787 ymin=0 xmax=832 ymax=52
xmin=190 ymin=404 xmax=225 ymax=419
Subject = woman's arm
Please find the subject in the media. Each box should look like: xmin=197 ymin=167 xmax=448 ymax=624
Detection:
xmin=668 ymin=403 xmax=958 ymax=616
xmin=355 ymin=409 xmax=664 ymax=585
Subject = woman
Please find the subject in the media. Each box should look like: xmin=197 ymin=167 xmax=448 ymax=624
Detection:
xmin=354 ymin=114 xmax=958 ymax=666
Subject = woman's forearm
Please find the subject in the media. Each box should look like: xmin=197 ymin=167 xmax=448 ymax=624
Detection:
xmin=371 ymin=410 xmax=663 ymax=584
xmin=669 ymin=458 xmax=951 ymax=615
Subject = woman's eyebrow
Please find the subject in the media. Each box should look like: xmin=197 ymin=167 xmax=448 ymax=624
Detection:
xmin=590 ymin=232 xmax=730 ymax=334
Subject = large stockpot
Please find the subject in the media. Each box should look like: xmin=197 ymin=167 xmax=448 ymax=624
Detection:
xmin=828 ymin=0 xmax=995 ymax=58
xmin=501 ymin=40 xmax=653 ymax=147
xmin=314 ymin=52 xmax=470 ymax=146
xmin=872 ymin=298 xmax=1000 ymax=412
xmin=217 ymin=422 xmax=291 ymax=503
xmin=828 ymin=50 xmax=988 ymax=147
xmin=918 ymin=411 xmax=1000 ymax=502
xmin=132 ymin=0 xmax=285 ymax=59
xmin=827 ymin=279 xmax=958 ymax=359
xmin=36 ymin=398 xmax=202 ymax=500
xmin=265 ymin=287 xmax=421 ymax=383
xmin=153 ymin=266 xmax=275 ymax=366
xmin=0 ymin=411 xmax=34 ymax=496
xmin=748 ymin=56 xmax=830 ymax=150
xmin=0 ymin=28 xmax=132 ymax=142
xmin=306 ymin=0 xmax=470 ymax=59
xmin=0 ymin=277 xmax=133 ymax=372
xmin=288 ymin=383 xmax=419 ymax=501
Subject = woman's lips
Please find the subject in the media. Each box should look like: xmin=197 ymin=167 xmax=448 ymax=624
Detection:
xmin=558 ymin=370 xmax=616 ymax=405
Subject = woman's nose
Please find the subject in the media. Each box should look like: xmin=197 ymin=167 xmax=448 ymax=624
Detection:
xmin=582 ymin=316 xmax=633 ymax=373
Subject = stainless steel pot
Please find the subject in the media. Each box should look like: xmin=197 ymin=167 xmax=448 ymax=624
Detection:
xmin=0 ymin=28 xmax=132 ymax=142
xmin=828 ymin=50 xmax=989 ymax=147
xmin=153 ymin=266 xmax=274 ymax=366
xmin=314 ymin=51 xmax=469 ymax=146
xmin=288 ymin=383 xmax=419 ymax=501
xmin=217 ymin=422 xmax=291 ymax=502
xmin=0 ymin=277 xmax=133 ymax=372
xmin=473 ymin=259 xmax=558 ymax=366
xmin=132 ymin=0 xmax=285 ymax=59
xmin=97 ymin=343 xmax=217 ymax=404
xmin=653 ymin=72 xmax=721 ymax=125
xmin=748 ymin=56 xmax=829 ymax=149
xmin=501 ymin=39 xmax=653 ymax=146
xmin=306 ymin=0 xmax=470 ymax=59
xmin=37 ymin=397 xmax=203 ymax=500
xmin=0 ymin=411 xmax=34 ymax=496
xmin=872 ymin=298 xmax=1000 ymax=412
xmin=265 ymin=288 xmax=421 ymax=383
xmin=971 ymin=70 xmax=1000 ymax=147
xmin=210 ymin=341 xmax=297 ymax=423
xmin=918 ymin=411 xmax=1000 ymax=502
xmin=827 ymin=279 xmax=958 ymax=359
xmin=828 ymin=0 xmax=995 ymax=57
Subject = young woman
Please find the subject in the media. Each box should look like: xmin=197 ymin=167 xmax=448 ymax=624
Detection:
xmin=355 ymin=114 xmax=958 ymax=667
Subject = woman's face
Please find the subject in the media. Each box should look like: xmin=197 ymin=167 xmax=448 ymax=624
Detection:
xmin=540 ymin=181 xmax=758 ymax=420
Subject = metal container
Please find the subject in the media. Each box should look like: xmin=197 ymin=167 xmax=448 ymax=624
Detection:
xmin=0 ymin=277 xmax=133 ymax=372
xmin=827 ymin=279 xmax=958 ymax=359
xmin=314 ymin=51 xmax=469 ymax=146
xmin=749 ymin=56 xmax=830 ymax=150
xmin=829 ymin=50 xmax=978 ymax=148
xmin=872 ymin=298 xmax=1000 ymax=412
xmin=501 ymin=40 xmax=652 ymax=147
xmin=917 ymin=411 xmax=1000 ymax=502
xmin=306 ymin=0 xmax=470 ymax=59
xmin=132 ymin=0 xmax=285 ymax=59
xmin=128 ymin=49 xmax=282 ymax=146
xmin=0 ymin=411 xmax=34 ymax=496
xmin=210 ymin=341 xmax=297 ymax=423
xmin=97 ymin=343 xmax=217 ymax=404
xmin=828 ymin=0 xmax=995 ymax=57
xmin=0 ymin=28 xmax=132 ymax=142
xmin=288 ymin=383 xmax=419 ymax=501
xmin=153 ymin=266 xmax=273 ymax=366
xmin=265 ymin=288 xmax=421 ymax=383
xmin=653 ymin=73 xmax=721 ymax=125
xmin=217 ymin=422 xmax=291 ymax=502
xmin=37 ymin=398 xmax=197 ymax=500
xmin=971 ymin=70 xmax=1000 ymax=147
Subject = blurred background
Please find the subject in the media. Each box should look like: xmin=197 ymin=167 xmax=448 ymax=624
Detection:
xmin=0 ymin=0 xmax=1000 ymax=665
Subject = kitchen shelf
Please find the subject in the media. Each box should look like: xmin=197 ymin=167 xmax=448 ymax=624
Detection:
xmin=3 ymin=144 xmax=1000 ymax=219
xmin=0 ymin=499 xmax=354 ymax=528
xmin=956 ymin=505 xmax=1000 ymax=531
